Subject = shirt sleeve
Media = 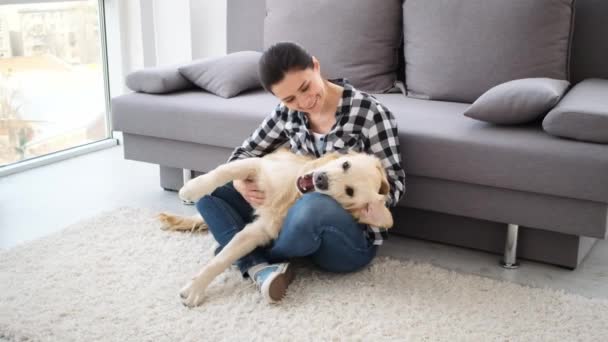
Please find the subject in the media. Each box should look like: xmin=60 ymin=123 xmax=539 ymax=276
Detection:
xmin=227 ymin=103 xmax=289 ymax=162
xmin=365 ymin=102 xmax=406 ymax=207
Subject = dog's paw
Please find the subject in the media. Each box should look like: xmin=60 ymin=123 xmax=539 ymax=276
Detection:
xmin=179 ymin=280 xmax=193 ymax=299
xmin=178 ymin=184 xmax=198 ymax=203
xmin=180 ymin=278 xmax=207 ymax=308
xmin=179 ymin=174 xmax=220 ymax=203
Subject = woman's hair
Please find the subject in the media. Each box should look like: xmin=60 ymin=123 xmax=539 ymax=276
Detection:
xmin=258 ymin=41 xmax=314 ymax=93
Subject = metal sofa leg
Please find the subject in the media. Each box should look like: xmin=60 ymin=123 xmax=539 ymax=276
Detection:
xmin=181 ymin=169 xmax=195 ymax=205
xmin=501 ymin=223 xmax=520 ymax=269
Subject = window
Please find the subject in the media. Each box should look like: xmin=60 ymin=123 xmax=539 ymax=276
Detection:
xmin=0 ymin=0 xmax=113 ymax=170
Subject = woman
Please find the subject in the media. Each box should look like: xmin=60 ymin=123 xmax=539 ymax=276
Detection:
xmin=196 ymin=42 xmax=406 ymax=303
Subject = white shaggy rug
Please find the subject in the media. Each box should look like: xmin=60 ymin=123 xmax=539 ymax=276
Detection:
xmin=2 ymin=207 xmax=608 ymax=341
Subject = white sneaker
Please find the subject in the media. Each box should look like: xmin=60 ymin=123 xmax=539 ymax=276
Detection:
xmin=248 ymin=262 xmax=295 ymax=303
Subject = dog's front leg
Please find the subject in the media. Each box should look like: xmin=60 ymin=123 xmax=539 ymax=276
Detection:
xmin=180 ymin=219 xmax=274 ymax=307
xmin=179 ymin=158 xmax=262 ymax=202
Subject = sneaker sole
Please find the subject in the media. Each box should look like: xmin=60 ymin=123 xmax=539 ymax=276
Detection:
xmin=262 ymin=263 xmax=295 ymax=303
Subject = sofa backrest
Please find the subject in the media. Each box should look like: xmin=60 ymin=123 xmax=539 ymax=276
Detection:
xmin=569 ymin=0 xmax=608 ymax=82
xmin=226 ymin=0 xmax=608 ymax=84
xmin=226 ymin=0 xmax=265 ymax=54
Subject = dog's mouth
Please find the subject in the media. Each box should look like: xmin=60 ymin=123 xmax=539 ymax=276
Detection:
xmin=296 ymin=173 xmax=315 ymax=194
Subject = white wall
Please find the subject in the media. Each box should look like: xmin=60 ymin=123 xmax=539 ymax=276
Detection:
xmin=124 ymin=0 xmax=145 ymax=70
xmin=153 ymin=0 xmax=192 ymax=66
xmin=105 ymin=0 xmax=144 ymax=97
xmin=189 ymin=0 xmax=227 ymax=59
xmin=103 ymin=0 xmax=126 ymax=96
xmin=107 ymin=0 xmax=227 ymax=97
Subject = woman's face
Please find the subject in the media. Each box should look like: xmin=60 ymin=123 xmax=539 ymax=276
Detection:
xmin=270 ymin=57 xmax=326 ymax=113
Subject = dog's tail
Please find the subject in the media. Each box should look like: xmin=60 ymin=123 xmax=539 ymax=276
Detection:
xmin=157 ymin=212 xmax=208 ymax=233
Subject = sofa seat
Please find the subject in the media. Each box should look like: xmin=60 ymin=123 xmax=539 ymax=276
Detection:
xmin=112 ymin=89 xmax=276 ymax=148
xmin=112 ymin=90 xmax=608 ymax=205
xmin=375 ymin=94 xmax=608 ymax=204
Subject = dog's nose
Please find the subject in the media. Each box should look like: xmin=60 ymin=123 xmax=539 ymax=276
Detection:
xmin=314 ymin=172 xmax=328 ymax=190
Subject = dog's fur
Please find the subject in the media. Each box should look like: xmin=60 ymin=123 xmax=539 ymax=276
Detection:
xmin=158 ymin=148 xmax=393 ymax=307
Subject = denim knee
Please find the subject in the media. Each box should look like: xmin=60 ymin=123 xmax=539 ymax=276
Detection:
xmin=195 ymin=195 xmax=218 ymax=232
xmin=195 ymin=195 xmax=242 ymax=239
xmin=275 ymin=193 xmax=348 ymax=245
xmin=288 ymin=192 xmax=344 ymax=225
xmin=195 ymin=195 xmax=213 ymax=216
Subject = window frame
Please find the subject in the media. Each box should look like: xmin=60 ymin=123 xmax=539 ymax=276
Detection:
xmin=0 ymin=0 xmax=118 ymax=177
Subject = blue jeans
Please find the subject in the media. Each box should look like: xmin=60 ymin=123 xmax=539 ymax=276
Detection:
xmin=196 ymin=182 xmax=377 ymax=276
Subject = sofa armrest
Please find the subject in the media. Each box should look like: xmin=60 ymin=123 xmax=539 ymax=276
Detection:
xmin=126 ymin=65 xmax=194 ymax=94
xmin=542 ymin=78 xmax=608 ymax=144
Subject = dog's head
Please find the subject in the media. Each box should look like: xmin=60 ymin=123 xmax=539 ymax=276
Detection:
xmin=297 ymin=152 xmax=393 ymax=228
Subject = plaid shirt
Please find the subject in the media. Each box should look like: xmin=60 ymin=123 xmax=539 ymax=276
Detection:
xmin=228 ymin=79 xmax=406 ymax=245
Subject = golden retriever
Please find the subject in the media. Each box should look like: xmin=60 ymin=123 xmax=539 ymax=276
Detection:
xmin=158 ymin=148 xmax=393 ymax=307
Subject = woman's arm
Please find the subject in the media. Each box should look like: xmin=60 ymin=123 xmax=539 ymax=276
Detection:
xmin=228 ymin=103 xmax=289 ymax=206
xmin=228 ymin=103 xmax=289 ymax=162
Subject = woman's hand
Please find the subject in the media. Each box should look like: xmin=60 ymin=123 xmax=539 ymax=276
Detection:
xmin=233 ymin=179 xmax=265 ymax=206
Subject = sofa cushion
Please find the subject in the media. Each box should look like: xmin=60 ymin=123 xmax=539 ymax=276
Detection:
xmin=374 ymin=94 xmax=608 ymax=204
xmin=264 ymin=0 xmax=402 ymax=93
xmin=126 ymin=66 xmax=194 ymax=94
xmin=112 ymin=89 xmax=277 ymax=149
xmin=178 ymin=51 xmax=263 ymax=98
xmin=463 ymin=78 xmax=570 ymax=125
xmin=543 ymin=78 xmax=608 ymax=144
xmin=111 ymin=91 xmax=608 ymax=203
xmin=403 ymin=0 xmax=575 ymax=103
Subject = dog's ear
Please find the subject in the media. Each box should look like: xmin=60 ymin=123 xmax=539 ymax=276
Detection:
xmin=356 ymin=197 xmax=393 ymax=228
xmin=376 ymin=162 xmax=390 ymax=196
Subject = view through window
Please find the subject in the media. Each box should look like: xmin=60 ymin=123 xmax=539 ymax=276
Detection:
xmin=0 ymin=0 xmax=108 ymax=167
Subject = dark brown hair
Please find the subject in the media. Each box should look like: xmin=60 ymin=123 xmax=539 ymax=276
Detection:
xmin=258 ymin=41 xmax=314 ymax=94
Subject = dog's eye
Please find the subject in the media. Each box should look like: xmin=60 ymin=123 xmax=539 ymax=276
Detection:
xmin=345 ymin=186 xmax=354 ymax=197
xmin=342 ymin=161 xmax=350 ymax=171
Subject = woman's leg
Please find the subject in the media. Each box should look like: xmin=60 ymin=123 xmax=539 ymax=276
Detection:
xmin=266 ymin=192 xmax=377 ymax=273
xmin=196 ymin=182 xmax=269 ymax=276
xmin=197 ymin=182 xmax=295 ymax=303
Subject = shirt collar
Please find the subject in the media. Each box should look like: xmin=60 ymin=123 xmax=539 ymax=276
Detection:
xmin=330 ymin=78 xmax=354 ymax=116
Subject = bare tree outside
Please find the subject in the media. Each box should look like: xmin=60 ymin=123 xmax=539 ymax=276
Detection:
xmin=0 ymin=69 xmax=38 ymax=162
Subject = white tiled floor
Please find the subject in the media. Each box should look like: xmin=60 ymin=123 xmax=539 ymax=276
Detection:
xmin=2 ymin=145 xmax=608 ymax=299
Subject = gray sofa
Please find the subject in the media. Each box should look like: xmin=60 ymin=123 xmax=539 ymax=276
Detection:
xmin=111 ymin=0 xmax=608 ymax=269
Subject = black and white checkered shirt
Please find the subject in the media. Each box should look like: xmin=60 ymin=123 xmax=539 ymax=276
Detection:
xmin=228 ymin=79 xmax=406 ymax=245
